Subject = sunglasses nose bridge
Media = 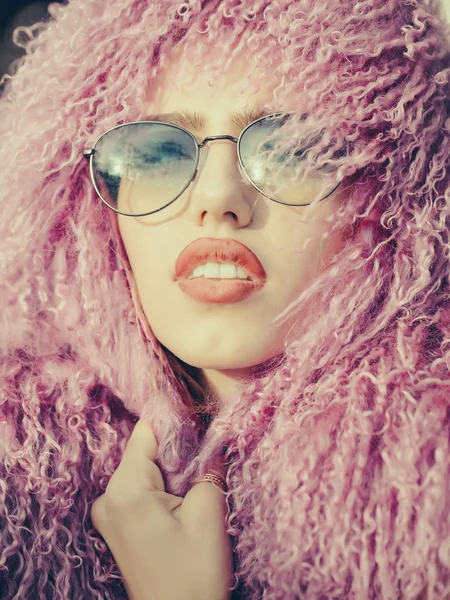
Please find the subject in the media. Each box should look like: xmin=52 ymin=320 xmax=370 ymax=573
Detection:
xmin=192 ymin=134 xmax=242 ymax=184
xmin=198 ymin=134 xmax=239 ymax=149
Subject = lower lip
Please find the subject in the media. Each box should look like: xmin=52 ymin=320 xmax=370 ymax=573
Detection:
xmin=177 ymin=277 xmax=265 ymax=303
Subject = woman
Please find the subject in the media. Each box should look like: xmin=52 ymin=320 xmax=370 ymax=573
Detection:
xmin=1 ymin=0 xmax=450 ymax=598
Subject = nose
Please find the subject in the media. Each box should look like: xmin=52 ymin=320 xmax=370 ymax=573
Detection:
xmin=186 ymin=138 xmax=257 ymax=227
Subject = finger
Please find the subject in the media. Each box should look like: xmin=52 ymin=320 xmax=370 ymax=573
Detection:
xmin=111 ymin=420 xmax=165 ymax=494
xmin=176 ymin=452 xmax=229 ymax=534
xmin=177 ymin=480 xmax=228 ymax=539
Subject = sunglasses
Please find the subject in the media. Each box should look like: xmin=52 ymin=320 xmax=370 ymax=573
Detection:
xmin=83 ymin=113 xmax=345 ymax=217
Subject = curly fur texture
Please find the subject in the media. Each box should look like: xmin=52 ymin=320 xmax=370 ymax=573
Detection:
xmin=1 ymin=0 xmax=450 ymax=598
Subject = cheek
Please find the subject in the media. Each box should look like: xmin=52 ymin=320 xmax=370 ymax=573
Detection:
xmin=269 ymin=209 xmax=342 ymax=294
xmin=117 ymin=219 xmax=163 ymax=286
xmin=127 ymin=241 xmax=165 ymax=285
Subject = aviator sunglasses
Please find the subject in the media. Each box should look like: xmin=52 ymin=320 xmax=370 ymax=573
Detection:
xmin=83 ymin=113 xmax=345 ymax=217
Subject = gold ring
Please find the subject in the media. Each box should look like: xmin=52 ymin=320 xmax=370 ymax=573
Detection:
xmin=192 ymin=472 xmax=227 ymax=492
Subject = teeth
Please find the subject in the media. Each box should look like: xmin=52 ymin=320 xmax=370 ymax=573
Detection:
xmin=188 ymin=261 xmax=251 ymax=280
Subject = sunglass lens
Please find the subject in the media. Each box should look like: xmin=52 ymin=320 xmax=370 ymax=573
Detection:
xmin=239 ymin=115 xmax=342 ymax=205
xmin=92 ymin=123 xmax=198 ymax=215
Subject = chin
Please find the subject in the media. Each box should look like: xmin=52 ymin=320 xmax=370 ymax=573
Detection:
xmin=164 ymin=338 xmax=284 ymax=372
xmin=179 ymin=352 xmax=269 ymax=371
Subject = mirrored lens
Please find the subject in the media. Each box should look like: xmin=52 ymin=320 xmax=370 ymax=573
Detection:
xmin=92 ymin=123 xmax=198 ymax=215
xmin=239 ymin=115 xmax=344 ymax=205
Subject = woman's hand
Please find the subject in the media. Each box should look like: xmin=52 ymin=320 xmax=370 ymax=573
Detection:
xmin=90 ymin=421 xmax=233 ymax=600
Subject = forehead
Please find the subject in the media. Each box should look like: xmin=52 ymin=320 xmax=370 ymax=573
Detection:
xmin=148 ymin=43 xmax=281 ymax=116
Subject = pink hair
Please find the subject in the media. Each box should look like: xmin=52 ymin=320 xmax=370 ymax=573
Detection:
xmin=1 ymin=0 xmax=450 ymax=598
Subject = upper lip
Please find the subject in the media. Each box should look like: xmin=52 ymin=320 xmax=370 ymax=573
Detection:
xmin=174 ymin=238 xmax=267 ymax=283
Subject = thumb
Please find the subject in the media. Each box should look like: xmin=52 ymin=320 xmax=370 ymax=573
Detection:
xmin=91 ymin=420 xmax=163 ymax=532
xmin=115 ymin=420 xmax=165 ymax=493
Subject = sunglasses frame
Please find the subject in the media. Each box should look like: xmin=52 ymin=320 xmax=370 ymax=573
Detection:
xmin=83 ymin=112 xmax=342 ymax=218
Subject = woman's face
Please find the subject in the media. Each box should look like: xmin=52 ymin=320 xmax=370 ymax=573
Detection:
xmin=117 ymin=49 xmax=347 ymax=400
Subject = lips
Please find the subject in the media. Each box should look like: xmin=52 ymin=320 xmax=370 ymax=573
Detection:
xmin=174 ymin=238 xmax=267 ymax=284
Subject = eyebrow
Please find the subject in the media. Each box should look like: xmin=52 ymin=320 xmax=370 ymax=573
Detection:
xmin=141 ymin=108 xmax=274 ymax=131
